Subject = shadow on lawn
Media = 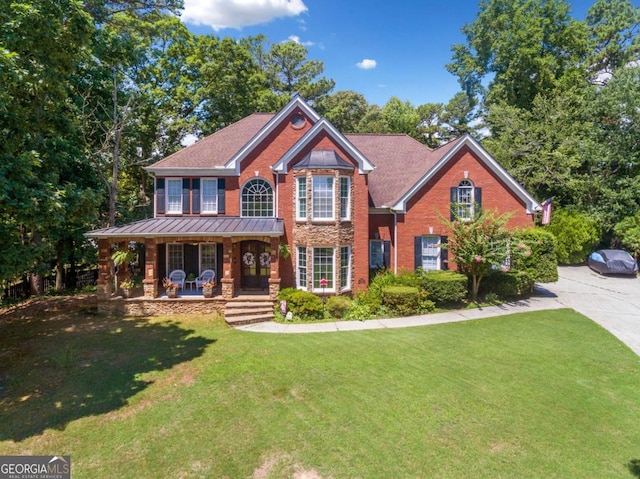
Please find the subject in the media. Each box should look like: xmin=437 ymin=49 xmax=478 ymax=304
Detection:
xmin=0 ymin=297 xmax=214 ymax=441
xmin=628 ymin=459 xmax=640 ymax=477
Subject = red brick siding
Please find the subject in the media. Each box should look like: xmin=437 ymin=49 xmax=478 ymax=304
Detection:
xmin=395 ymin=145 xmax=535 ymax=272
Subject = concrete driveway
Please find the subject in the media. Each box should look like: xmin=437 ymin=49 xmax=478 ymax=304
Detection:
xmin=538 ymin=265 xmax=640 ymax=356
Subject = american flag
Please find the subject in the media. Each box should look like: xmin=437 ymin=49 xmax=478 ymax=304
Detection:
xmin=541 ymin=198 xmax=553 ymax=225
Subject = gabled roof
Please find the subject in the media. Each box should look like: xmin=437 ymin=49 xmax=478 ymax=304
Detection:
xmin=145 ymin=114 xmax=274 ymax=175
xmin=272 ymin=118 xmax=375 ymax=174
xmin=388 ymin=135 xmax=541 ymax=214
xmin=346 ymin=133 xmax=447 ymax=208
xmin=224 ymin=94 xmax=321 ymax=174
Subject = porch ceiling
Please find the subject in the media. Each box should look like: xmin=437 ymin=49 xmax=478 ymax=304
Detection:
xmin=86 ymin=216 xmax=284 ymax=239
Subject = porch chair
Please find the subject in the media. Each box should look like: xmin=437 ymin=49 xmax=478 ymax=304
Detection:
xmin=195 ymin=269 xmax=216 ymax=289
xmin=168 ymin=269 xmax=186 ymax=289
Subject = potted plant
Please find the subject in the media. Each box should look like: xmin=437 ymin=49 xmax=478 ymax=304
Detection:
xmin=120 ymin=279 xmax=135 ymax=298
xmin=202 ymin=279 xmax=215 ymax=298
xmin=162 ymin=277 xmax=179 ymax=298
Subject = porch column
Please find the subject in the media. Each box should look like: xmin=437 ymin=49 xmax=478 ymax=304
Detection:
xmin=143 ymin=239 xmax=158 ymax=298
xmin=268 ymin=236 xmax=281 ymax=300
xmin=221 ymin=237 xmax=234 ymax=300
xmin=97 ymin=239 xmax=113 ymax=300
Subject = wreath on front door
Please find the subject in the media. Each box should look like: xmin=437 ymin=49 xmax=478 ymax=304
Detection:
xmin=259 ymin=251 xmax=271 ymax=267
xmin=242 ymin=251 xmax=256 ymax=266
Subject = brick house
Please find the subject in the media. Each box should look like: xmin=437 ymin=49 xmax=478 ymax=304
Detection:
xmin=87 ymin=95 xmax=540 ymax=305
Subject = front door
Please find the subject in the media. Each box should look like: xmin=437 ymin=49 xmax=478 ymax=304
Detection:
xmin=240 ymin=240 xmax=270 ymax=289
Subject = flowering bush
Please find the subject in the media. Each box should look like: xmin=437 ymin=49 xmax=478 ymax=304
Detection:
xmin=162 ymin=278 xmax=178 ymax=289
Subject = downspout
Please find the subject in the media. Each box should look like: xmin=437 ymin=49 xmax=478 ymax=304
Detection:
xmin=393 ymin=210 xmax=398 ymax=274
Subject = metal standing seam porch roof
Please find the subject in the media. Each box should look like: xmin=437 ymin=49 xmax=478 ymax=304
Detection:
xmin=85 ymin=216 xmax=284 ymax=239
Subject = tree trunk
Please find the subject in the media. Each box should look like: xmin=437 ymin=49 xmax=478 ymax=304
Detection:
xmin=55 ymin=238 xmax=65 ymax=291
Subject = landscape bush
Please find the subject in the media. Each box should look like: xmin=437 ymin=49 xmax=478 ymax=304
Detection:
xmin=547 ymin=208 xmax=600 ymax=264
xmin=511 ymin=228 xmax=558 ymax=283
xmin=381 ymin=286 xmax=434 ymax=316
xmin=480 ymin=270 xmax=533 ymax=299
xmin=326 ymin=295 xmax=352 ymax=319
xmin=278 ymin=288 xmax=324 ymax=320
xmin=418 ymin=270 xmax=468 ymax=304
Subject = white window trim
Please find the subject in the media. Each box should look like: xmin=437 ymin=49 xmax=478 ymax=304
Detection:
xmin=421 ymin=236 xmax=441 ymax=271
xmin=241 ymin=178 xmax=274 ymax=218
xmin=311 ymin=176 xmax=335 ymax=222
xmin=166 ymin=178 xmax=183 ymax=215
xmin=340 ymin=176 xmax=351 ymax=221
xmin=296 ymin=176 xmax=307 ymax=221
xmin=201 ymin=178 xmax=218 ymax=214
xmin=296 ymin=246 xmax=307 ymax=291
xmin=456 ymin=179 xmax=474 ymax=221
xmin=340 ymin=246 xmax=351 ymax=292
xmin=312 ymin=246 xmax=336 ymax=293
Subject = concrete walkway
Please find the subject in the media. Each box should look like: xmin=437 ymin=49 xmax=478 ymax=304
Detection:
xmin=236 ymin=266 xmax=640 ymax=356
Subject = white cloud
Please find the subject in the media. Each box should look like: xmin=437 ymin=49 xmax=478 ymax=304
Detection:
xmin=182 ymin=0 xmax=308 ymax=31
xmin=357 ymin=59 xmax=377 ymax=70
xmin=288 ymin=35 xmax=314 ymax=46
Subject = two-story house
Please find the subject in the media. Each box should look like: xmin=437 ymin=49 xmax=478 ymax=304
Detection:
xmin=87 ymin=95 xmax=540 ymax=308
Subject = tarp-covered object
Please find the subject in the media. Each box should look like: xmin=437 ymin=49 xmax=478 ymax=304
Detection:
xmin=588 ymin=249 xmax=638 ymax=275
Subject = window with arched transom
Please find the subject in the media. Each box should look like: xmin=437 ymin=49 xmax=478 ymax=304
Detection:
xmin=241 ymin=178 xmax=274 ymax=217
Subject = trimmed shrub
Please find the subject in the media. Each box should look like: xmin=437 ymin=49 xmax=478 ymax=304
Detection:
xmin=511 ymin=228 xmax=558 ymax=283
xmin=381 ymin=286 xmax=423 ymax=316
xmin=345 ymin=292 xmax=376 ymax=321
xmin=418 ymin=270 xmax=468 ymax=304
xmin=326 ymin=295 xmax=352 ymax=319
xmin=282 ymin=290 xmax=324 ymax=320
xmin=480 ymin=270 xmax=533 ymax=299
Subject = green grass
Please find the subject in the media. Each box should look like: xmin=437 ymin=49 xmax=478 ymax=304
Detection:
xmin=1 ymin=298 xmax=640 ymax=478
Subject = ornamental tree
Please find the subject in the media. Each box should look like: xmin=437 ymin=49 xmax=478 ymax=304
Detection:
xmin=444 ymin=209 xmax=520 ymax=302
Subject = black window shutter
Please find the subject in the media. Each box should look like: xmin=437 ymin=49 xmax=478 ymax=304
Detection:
xmin=217 ymin=178 xmax=225 ymax=214
xmin=383 ymin=240 xmax=391 ymax=268
xmin=192 ymin=179 xmax=200 ymax=214
xmin=450 ymin=187 xmax=457 ymax=220
xmin=182 ymin=178 xmax=190 ymax=214
xmin=475 ymin=187 xmax=482 ymax=213
xmin=440 ymin=235 xmax=448 ymax=270
xmin=157 ymin=178 xmax=165 ymax=214
xmin=414 ymin=236 xmax=422 ymax=270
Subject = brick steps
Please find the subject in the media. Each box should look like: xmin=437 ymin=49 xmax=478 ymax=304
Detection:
xmin=224 ymin=298 xmax=275 ymax=326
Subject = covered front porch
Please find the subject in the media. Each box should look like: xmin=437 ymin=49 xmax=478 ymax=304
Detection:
xmin=87 ymin=217 xmax=285 ymax=312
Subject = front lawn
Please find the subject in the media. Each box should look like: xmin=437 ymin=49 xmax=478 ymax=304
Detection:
xmin=1 ymin=299 xmax=639 ymax=478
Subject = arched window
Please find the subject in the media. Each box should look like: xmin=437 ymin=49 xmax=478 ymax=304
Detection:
xmin=241 ymin=178 xmax=274 ymax=217
xmin=456 ymin=179 xmax=474 ymax=220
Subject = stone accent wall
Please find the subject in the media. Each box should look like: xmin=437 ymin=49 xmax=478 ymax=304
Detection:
xmin=99 ymin=297 xmax=224 ymax=316
xmin=268 ymin=278 xmax=281 ymax=300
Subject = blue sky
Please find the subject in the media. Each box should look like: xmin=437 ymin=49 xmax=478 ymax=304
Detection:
xmin=181 ymin=0 xmax=597 ymax=107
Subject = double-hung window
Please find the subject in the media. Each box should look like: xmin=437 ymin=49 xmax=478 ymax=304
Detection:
xmin=201 ymin=178 xmax=218 ymax=213
xmin=166 ymin=179 xmax=182 ymax=214
xmin=421 ymin=236 xmax=441 ymax=271
xmin=456 ymin=179 xmax=474 ymax=221
xmin=199 ymin=243 xmax=216 ymax=272
xmin=339 ymin=177 xmax=350 ymax=221
xmin=242 ymin=179 xmax=273 ymax=217
xmin=296 ymin=176 xmax=307 ymax=221
xmin=340 ymin=246 xmax=351 ymax=291
xmin=312 ymin=176 xmax=334 ymax=220
xmin=296 ymin=246 xmax=307 ymax=290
